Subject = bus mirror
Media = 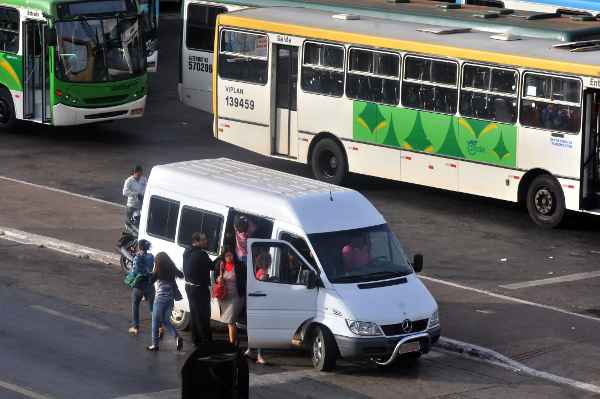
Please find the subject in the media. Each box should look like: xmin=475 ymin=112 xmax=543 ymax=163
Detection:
xmin=46 ymin=27 xmax=57 ymax=46
xmin=413 ymin=254 xmax=423 ymax=273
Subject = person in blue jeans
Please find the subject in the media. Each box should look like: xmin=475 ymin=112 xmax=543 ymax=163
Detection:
xmin=129 ymin=239 xmax=155 ymax=336
xmin=147 ymin=252 xmax=184 ymax=352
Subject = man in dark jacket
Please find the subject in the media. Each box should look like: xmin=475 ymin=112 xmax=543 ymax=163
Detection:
xmin=183 ymin=232 xmax=214 ymax=345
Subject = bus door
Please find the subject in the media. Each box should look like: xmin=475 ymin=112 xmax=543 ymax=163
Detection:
xmin=23 ymin=20 xmax=50 ymax=123
xmin=273 ymin=45 xmax=298 ymax=158
xmin=582 ymin=89 xmax=600 ymax=209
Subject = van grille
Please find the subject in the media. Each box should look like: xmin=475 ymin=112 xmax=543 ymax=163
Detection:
xmin=381 ymin=319 xmax=428 ymax=336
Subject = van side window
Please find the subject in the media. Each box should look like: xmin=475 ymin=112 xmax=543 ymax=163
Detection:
xmin=177 ymin=206 xmax=223 ymax=254
xmin=251 ymin=241 xmax=309 ymax=285
xmin=147 ymin=196 xmax=180 ymax=241
xmin=186 ymin=4 xmax=226 ymax=51
xmin=279 ymin=232 xmax=317 ymax=268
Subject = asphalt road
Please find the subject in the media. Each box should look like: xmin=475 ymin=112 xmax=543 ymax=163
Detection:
xmin=1 ymin=7 xmax=600 ymax=398
xmin=0 ymin=239 xmax=594 ymax=399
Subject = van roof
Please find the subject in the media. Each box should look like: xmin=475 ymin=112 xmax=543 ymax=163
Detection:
xmin=148 ymin=159 xmax=385 ymax=234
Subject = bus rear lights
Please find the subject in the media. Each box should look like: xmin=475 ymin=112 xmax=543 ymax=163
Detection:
xmin=55 ymin=89 xmax=63 ymax=97
xmin=130 ymin=108 xmax=144 ymax=116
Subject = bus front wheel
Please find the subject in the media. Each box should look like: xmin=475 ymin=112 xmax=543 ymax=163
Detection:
xmin=526 ymin=174 xmax=565 ymax=228
xmin=0 ymin=89 xmax=16 ymax=130
xmin=311 ymin=138 xmax=348 ymax=185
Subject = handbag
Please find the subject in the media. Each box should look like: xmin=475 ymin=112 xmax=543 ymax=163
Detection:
xmin=124 ymin=272 xmax=147 ymax=288
xmin=212 ymin=263 xmax=227 ymax=300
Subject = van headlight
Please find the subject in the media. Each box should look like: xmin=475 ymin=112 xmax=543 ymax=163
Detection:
xmin=428 ymin=310 xmax=440 ymax=328
xmin=346 ymin=319 xmax=383 ymax=336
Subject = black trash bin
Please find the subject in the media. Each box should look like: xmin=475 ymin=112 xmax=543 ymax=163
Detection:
xmin=181 ymin=342 xmax=249 ymax=399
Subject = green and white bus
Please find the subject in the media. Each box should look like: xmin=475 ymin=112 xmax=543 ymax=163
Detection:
xmin=213 ymin=7 xmax=600 ymax=227
xmin=0 ymin=0 xmax=147 ymax=128
xmin=179 ymin=0 xmax=600 ymax=113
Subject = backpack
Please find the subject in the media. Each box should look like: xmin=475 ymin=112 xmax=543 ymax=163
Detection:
xmin=181 ymin=342 xmax=249 ymax=399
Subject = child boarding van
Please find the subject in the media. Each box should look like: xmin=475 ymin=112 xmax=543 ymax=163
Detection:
xmin=138 ymin=158 xmax=440 ymax=370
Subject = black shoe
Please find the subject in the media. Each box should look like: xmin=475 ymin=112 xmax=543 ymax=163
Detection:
xmin=176 ymin=337 xmax=183 ymax=352
xmin=146 ymin=345 xmax=159 ymax=352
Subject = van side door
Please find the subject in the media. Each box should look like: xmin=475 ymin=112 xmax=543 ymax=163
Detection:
xmin=246 ymin=239 xmax=319 ymax=349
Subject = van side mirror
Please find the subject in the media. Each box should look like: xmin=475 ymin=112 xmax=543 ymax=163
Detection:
xmin=412 ymin=254 xmax=423 ymax=273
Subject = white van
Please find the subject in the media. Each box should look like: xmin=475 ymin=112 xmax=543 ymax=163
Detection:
xmin=138 ymin=158 xmax=440 ymax=370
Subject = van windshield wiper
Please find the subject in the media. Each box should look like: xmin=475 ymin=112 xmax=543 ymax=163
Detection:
xmin=333 ymin=270 xmax=407 ymax=284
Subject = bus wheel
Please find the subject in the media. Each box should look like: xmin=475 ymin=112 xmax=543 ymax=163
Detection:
xmin=311 ymin=325 xmax=337 ymax=372
xmin=170 ymin=303 xmax=190 ymax=331
xmin=526 ymin=174 xmax=565 ymax=228
xmin=311 ymin=138 xmax=347 ymax=185
xmin=0 ymin=89 xmax=16 ymax=130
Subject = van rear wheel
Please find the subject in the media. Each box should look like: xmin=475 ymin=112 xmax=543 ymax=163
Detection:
xmin=311 ymin=326 xmax=337 ymax=371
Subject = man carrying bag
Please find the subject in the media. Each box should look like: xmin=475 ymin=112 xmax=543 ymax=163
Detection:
xmin=183 ymin=232 xmax=214 ymax=345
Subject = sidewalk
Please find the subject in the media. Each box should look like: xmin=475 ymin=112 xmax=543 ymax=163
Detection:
xmin=1 ymin=178 xmax=599 ymax=394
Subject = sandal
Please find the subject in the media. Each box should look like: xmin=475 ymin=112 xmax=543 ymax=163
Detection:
xmin=146 ymin=345 xmax=159 ymax=352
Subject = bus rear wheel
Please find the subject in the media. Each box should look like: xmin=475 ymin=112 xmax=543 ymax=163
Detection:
xmin=0 ymin=89 xmax=16 ymax=131
xmin=526 ymin=174 xmax=565 ymax=228
xmin=311 ymin=138 xmax=347 ymax=186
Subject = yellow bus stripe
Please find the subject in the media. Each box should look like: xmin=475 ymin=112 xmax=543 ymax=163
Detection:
xmin=218 ymin=14 xmax=600 ymax=78
xmin=0 ymin=58 xmax=20 ymax=88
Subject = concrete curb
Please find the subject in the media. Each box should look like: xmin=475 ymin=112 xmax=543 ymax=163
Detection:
xmin=0 ymin=226 xmax=120 ymax=267
xmin=436 ymin=337 xmax=600 ymax=395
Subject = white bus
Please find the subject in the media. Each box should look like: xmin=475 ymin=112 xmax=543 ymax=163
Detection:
xmin=212 ymin=7 xmax=600 ymax=228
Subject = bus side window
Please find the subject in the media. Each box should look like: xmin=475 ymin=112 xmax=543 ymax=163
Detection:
xmin=186 ymin=4 xmax=226 ymax=52
xmin=459 ymin=64 xmax=518 ymax=124
xmin=346 ymin=48 xmax=400 ymax=106
xmin=0 ymin=7 xmax=19 ymax=53
xmin=520 ymin=73 xmax=582 ymax=134
xmin=219 ymin=30 xmax=268 ymax=85
xmin=401 ymin=56 xmax=458 ymax=115
xmin=300 ymin=41 xmax=345 ymax=97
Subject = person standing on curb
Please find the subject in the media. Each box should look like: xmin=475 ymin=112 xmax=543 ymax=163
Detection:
xmin=122 ymin=165 xmax=147 ymax=220
xmin=183 ymin=232 xmax=214 ymax=345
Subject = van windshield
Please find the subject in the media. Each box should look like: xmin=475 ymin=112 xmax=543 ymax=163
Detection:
xmin=308 ymin=224 xmax=413 ymax=284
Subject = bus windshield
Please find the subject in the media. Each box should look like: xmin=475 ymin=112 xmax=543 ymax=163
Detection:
xmin=308 ymin=224 xmax=413 ymax=284
xmin=55 ymin=15 xmax=145 ymax=83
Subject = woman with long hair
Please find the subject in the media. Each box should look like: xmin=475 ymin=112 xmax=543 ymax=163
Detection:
xmin=147 ymin=252 xmax=184 ymax=352
xmin=214 ymin=246 xmax=245 ymax=346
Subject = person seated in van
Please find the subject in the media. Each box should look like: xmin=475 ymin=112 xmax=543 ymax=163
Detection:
xmin=129 ymin=239 xmax=155 ymax=336
xmin=147 ymin=252 xmax=184 ymax=352
xmin=285 ymin=251 xmax=303 ymax=284
xmin=214 ymin=247 xmax=245 ymax=346
xmin=234 ymin=215 xmax=256 ymax=265
xmin=342 ymin=235 xmax=370 ymax=272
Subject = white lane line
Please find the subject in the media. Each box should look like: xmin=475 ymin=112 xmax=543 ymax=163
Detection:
xmin=436 ymin=338 xmax=600 ymax=395
xmin=419 ymin=275 xmax=600 ymax=323
xmin=110 ymin=389 xmax=179 ymax=399
xmin=0 ymin=379 xmax=56 ymax=399
xmin=0 ymin=175 xmax=124 ymax=208
xmin=0 ymin=226 xmax=120 ymax=266
xmin=499 ymin=270 xmax=600 ymax=290
xmin=30 ymin=305 xmax=110 ymax=331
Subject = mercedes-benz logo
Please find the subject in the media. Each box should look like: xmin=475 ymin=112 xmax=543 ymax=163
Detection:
xmin=401 ymin=319 xmax=412 ymax=333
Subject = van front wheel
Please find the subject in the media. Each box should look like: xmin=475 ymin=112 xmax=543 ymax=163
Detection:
xmin=311 ymin=326 xmax=337 ymax=371
xmin=311 ymin=138 xmax=347 ymax=185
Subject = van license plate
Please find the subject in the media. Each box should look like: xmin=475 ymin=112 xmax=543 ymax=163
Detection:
xmin=398 ymin=341 xmax=420 ymax=354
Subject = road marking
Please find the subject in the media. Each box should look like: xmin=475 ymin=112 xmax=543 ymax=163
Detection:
xmin=419 ymin=275 xmax=600 ymax=323
xmin=436 ymin=338 xmax=600 ymax=395
xmin=0 ymin=175 xmax=124 ymax=208
xmin=499 ymin=270 xmax=600 ymax=290
xmin=30 ymin=305 xmax=110 ymax=331
xmin=0 ymin=226 xmax=120 ymax=266
xmin=0 ymin=379 xmax=56 ymax=399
